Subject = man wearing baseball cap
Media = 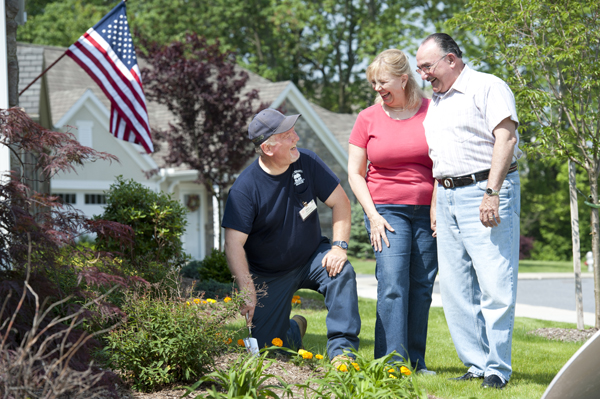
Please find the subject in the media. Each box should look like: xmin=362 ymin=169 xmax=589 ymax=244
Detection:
xmin=222 ymin=109 xmax=361 ymax=362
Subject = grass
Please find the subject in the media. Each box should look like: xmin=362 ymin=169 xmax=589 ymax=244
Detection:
xmin=349 ymin=256 xmax=588 ymax=275
xmin=231 ymin=289 xmax=584 ymax=399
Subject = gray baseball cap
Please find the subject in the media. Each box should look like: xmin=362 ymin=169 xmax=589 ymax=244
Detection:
xmin=248 ymin=109 xmax=301 ymax=145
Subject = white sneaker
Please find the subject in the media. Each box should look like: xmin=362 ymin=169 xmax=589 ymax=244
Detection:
xmin=417 ymin=369 xmax=437 ymax=376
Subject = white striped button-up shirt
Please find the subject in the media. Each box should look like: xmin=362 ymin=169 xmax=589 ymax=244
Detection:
xmin=423 ymin=65 xmax=523 ymax=179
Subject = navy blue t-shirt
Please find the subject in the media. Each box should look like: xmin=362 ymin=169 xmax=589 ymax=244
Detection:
xmin=221 ymin=149 xmax=340 ymax=276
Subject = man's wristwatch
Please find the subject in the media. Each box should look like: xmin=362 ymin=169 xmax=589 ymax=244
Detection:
xmin=485 ymin=188 xmax=500 ymax=196
xmin=332 ymin=241 xmax=348 ymax=250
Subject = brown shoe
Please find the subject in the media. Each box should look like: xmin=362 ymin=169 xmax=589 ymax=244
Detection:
xmin=331 ymin=355 xmax=352 ymax=369
xmin=291 ymin=315 xmax=307 ymax=339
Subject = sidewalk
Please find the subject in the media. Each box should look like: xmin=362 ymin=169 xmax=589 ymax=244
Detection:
xmin=355 ymin=273 xmax=597 ymax=327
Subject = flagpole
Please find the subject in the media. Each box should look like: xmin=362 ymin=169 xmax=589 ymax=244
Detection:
xmin=18 ymin=51 xmax=68 ymax=97
xmin=1 ymin=0 xmax=11 ymax=182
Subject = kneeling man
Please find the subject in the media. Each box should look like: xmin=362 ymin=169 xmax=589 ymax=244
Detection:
xmin=222 ymin=109 xmax=361 ymax=361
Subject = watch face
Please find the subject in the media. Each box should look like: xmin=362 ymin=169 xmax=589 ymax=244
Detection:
xmin=334 ymin=241 xmax=348 ymax=249
xmin=486 ymin=188 xmax=493 ymax=195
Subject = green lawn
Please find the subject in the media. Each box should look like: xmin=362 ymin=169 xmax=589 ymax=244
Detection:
xmin=349 ymin=256 xmax=586 ymax=275
xmin=282 ymin=289 xmax=584 ymax=399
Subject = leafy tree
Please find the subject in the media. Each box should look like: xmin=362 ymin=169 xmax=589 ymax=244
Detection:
xmin=520 ymin=157 xmax=592 ymax=261
xmin=138 ymin=34 xmax=266 ymax=249
xmin=18 ymin=0 xmax=478 ymax=113
xmin=451 ymin=0 xmax=600 ymax=326
xmin=17 ymin=0 xmax=115 ymax=47
xmin=0 ymin=107 xmax=133 ymax=391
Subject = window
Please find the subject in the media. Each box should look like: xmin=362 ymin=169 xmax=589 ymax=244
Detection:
xmin=77 ymin=121 xmax=94 ymax=148
xmin=55 ymin=193 xmax=77 ymax=204
xmin=85 ymin=194 xmax=106 ymax=204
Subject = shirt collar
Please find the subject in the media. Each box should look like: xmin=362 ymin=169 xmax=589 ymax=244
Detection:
xmin=432 ymin=64 xmax=471 ymax=100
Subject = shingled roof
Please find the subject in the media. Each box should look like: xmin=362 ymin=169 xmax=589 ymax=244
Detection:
xmin=17 ymin=42 xmax=357 ymax=156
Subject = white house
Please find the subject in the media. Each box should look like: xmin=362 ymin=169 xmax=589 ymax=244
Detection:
xmin=17 ymin=42 xmax=358 ymax=261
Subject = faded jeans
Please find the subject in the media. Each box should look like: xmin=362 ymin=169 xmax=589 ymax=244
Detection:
xmin=436 ymin=172 xmax=520 ymax=382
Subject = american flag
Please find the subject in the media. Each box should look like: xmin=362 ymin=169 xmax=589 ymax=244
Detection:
xmin=66 ymin=1 xmax=153 ymax=154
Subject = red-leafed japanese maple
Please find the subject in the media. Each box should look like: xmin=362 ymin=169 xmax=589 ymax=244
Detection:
xmin=0 ymin=108 xmax=141 ymax=396
xmin=139 ymin=33 xmax=267 ymax=247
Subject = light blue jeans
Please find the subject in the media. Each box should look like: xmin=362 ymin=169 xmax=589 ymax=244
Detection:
xmin=365 ymin=205 xmax=438 ymax=370
xmin=436 ymin=172 xmax=520 ymax=382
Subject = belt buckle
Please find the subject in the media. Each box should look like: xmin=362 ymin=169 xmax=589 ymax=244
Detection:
xmin=442 ymin=178 xmax=455 ymax=189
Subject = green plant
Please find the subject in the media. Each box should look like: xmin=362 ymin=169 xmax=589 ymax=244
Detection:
xmin=198 ymin=249 xmax=233 ymax=284
xmin=349 ymin=201 xmax=374 ymax=260
xmin=181 ymin=260 xmax=202 ymax=279
xmin=105 ymin=288 xmax=244 ymax=392
xmin=300 ymin=349 xmax=427 ymax=399
xmin=94 ymin=176 xmax=190 ymax=283
xmin=195 ymin=279 xmax=237 ymax=300
xmin=183 ymin=348 xmax=293 ymax=399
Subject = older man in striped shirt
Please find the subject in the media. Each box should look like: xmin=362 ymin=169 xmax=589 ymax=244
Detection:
xmin=417 ymin=33 xmax=522 ymax=390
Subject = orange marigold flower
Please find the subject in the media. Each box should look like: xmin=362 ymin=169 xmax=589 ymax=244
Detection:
xmin=225 ymin=338 xmax=232 ymax=344
xmin=193 ymin=298 xmax=201 ymax=304
xmin=388 ymin=368 xmax=396 ymax=373
xmin=400 ymin=366 xmax=412 ymax=376
xmin=201 ymin=300 xmax=207 ymax=304
xmin=351 ymin=362 xmax=360 ymax=371
xmin=302 ymin=351 xmax=313 ymax=360
xmin=224 ymin=297 xmax=232 ymax=303
xmin=296 ymin=300 xmax=302 ymax=305
xmin=316 ymin=354 xmax=324 ymax=360
xmin=298 ymin=349 xmax=307 ymax=356
xmin=272 ymin=338 xmax=283 ymax=347
xmin=337 ymin=364 xmax=348 ymax=372
xmin=238 ymin=339 xmax=245 ymax=347
xmin=293 ymin=295 xmax=301 ymax=300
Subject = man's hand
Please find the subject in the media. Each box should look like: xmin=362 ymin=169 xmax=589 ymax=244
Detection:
xmin=322 ymin=246 xmax=348 ymax=277
xmin=240 ymin=286 xmax=257 ymax=324
xmin=480 ymin=194 xmax=500 ymax=228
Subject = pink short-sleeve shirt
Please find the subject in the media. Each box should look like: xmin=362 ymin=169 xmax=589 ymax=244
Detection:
xmin=349 ymin=98 xmax=434 ymax=205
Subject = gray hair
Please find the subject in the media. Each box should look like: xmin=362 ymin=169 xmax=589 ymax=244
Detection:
xmin=422 ymin=33 xmax=463 ymax=58
xmin=254 ymin=135 xmax=278 ymax=156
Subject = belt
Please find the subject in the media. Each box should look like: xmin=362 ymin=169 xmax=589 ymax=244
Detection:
xmin=437 ymin=162 xmax=518 ymax=189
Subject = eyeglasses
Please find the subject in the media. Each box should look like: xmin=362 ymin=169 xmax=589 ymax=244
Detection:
xmin=416 ymin=54 xmax=448 ymax=74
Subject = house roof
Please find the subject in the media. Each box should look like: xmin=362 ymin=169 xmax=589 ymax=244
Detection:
xmin=17 ymin=42 xmax=357 ymax=162
xmin=17 ymin=43 xmax=45 ymax=119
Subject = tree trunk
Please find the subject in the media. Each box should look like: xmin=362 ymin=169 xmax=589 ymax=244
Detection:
xmin=590 ymin=168 xmax=600 ymax=328
xmin=568 ymin=160 xmax=584 ymax=329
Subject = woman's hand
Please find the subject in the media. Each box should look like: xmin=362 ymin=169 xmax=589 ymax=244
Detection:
xmin=368 ymin=213 xmax=394 ymax=252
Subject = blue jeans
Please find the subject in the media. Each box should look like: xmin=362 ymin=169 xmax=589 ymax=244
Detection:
xmin=436 ymin=172 xmax=520 ymax=382
xmin=365 ymin=205 xmax=438 ymax=370
xmin=251 ymin=240 xmax=361 ymax=359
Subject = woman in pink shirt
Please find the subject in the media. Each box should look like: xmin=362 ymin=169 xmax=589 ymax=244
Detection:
xmin=348 ymin=49 xmax=438 ymax=373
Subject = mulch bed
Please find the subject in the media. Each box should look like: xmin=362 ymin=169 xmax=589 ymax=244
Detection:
xmin=527 ymin=327 xmax=599 ymax=342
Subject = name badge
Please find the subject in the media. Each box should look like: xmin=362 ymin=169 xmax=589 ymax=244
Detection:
xmin=299 ymin=199 xmax=317 ymax=221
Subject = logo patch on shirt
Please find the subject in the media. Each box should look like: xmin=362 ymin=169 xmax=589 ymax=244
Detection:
xmin=292 ymin=170 xmax=305 ymax=186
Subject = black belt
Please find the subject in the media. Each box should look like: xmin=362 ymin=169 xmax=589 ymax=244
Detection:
xmin=437 ymin=162 xmax=518 ymax=189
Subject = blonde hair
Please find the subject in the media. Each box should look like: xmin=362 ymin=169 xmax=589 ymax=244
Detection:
xmin=366 ymin=49 xmax=423 ymax=110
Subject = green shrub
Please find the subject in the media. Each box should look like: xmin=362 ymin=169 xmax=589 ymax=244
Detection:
xmin=349 ymin=201 xmax=374 ymax=259
xmin=94 ymin=176 xmax=190 ymax=283
xmin=195 ymin=279 xmax=237 ymax=300
xmin=181 ymin=260 xmax=202 ymax=279
xmin=198 ymin=249 xmax=232 ymax=284
xmin=105 ymin=288 xmax=244 ymax=392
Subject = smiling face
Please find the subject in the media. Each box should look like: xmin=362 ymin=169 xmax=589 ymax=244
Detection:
xmin=268 ymin=127 xmax=300 ymax=165
xmin=370 ymin=70 xmax=408 ymax=108
xmin=416 ymin=40 xmax=459 ymax=94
